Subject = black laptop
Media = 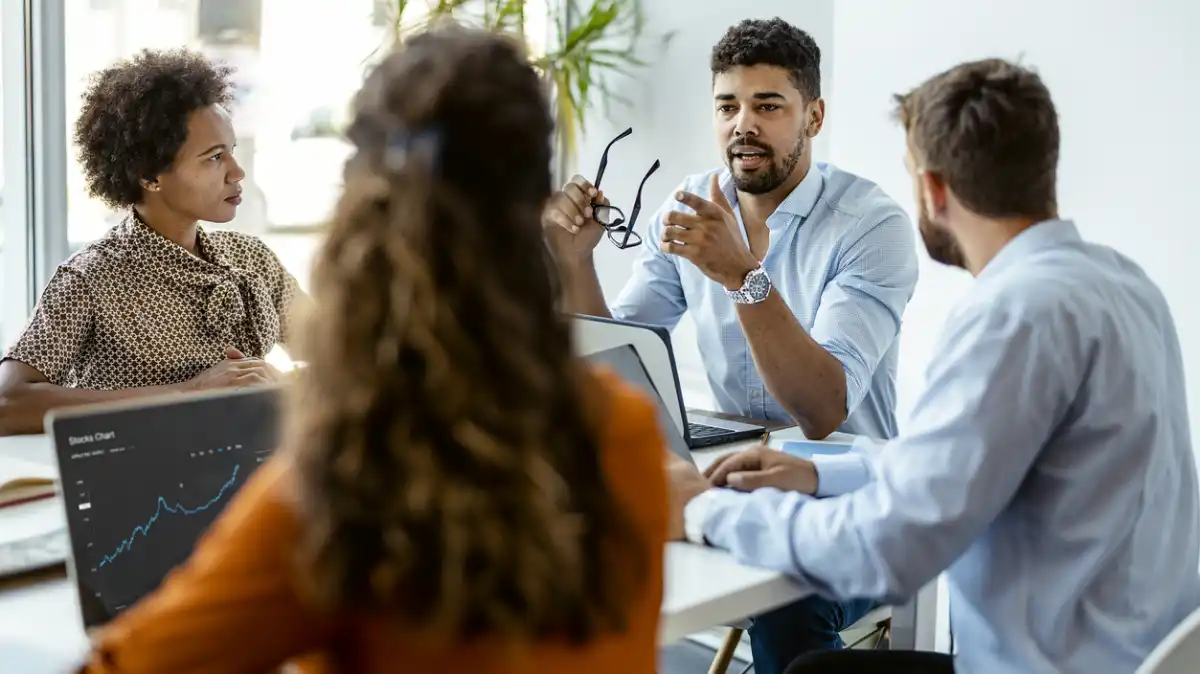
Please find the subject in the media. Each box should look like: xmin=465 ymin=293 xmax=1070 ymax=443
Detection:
xmin=586 ymin=344 xmax=696 ymax=464
xmin=574 ymin=315 xmax=765 ymax=448
xmin=45 ymin=387 xmax=280 ymax=629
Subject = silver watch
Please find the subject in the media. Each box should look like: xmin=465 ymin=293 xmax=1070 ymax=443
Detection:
xmin=725 ymin=265 xmax=772 ymax=304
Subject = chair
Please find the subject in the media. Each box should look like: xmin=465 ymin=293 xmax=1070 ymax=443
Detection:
xmin=707 ymin=606 xmax=893 ymax=674
xmin=1136 ymin=606 xmax=1200 ymax=674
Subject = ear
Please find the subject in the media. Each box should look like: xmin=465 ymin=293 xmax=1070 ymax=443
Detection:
xmin=919 ymin=170 xmax=949 ymax=216
xmin=806 ymin=98 xmax=826 ymax=137
xmin=140 ymin=177 xmax=160 ymax=193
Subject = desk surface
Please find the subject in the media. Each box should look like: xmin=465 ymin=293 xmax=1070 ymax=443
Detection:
xmin=0 ymin=425 xmax=852 ymax=663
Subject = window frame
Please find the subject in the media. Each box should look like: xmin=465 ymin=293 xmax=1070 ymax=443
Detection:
xmin=1 ymin=0 xmax=40 ymax=344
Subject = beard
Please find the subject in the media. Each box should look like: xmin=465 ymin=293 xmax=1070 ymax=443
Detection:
xmin=917 ymin=202 xmax=966 ymax=269
xmin=726 ymin=134 xmax=805 ymax=195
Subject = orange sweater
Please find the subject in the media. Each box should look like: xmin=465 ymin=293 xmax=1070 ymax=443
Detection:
xmin=78 ymin=372 xmax=668 ymax=674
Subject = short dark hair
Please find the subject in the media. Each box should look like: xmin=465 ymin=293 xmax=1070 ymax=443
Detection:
xmin=711 ymin=17 xmax=821 ymax=100
xmin=74 ymin=48 xmax=234 ymax=209
xmin=894 ymin=58 xmax=1060 ymax=220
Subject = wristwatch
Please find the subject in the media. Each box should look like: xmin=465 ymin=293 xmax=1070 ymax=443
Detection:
xmin=725 ymin=264 xmax=772 ymax=304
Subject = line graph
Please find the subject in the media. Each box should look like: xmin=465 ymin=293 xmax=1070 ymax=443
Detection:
xmin=96 ymin=464 xmax=241 ymax=568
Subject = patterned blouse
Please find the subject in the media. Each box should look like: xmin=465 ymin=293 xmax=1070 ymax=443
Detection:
xmin=4 ymin=214 xmax=302 ymax=390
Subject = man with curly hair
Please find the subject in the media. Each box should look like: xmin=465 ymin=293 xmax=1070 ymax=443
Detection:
xmin=545 ymin=17 xmax=917 ymax=673
xmin=0 ymin=49 xmax=302 ymax=436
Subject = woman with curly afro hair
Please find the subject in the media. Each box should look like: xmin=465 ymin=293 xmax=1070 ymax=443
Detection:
xmin=0 ymin=49 xmax=302 ymax=436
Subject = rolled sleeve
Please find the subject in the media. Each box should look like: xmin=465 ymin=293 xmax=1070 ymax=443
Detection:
xmin=4 ymin=267 xmax=94 ymax=385
xmin=810 ymin=212 xmax=918 ymax=415
xmin=609 ymin=186 xmax=688 ymax=330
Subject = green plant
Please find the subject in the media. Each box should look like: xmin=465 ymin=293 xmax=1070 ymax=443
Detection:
xmin=381 ymin=0 xmax=670 ymax=180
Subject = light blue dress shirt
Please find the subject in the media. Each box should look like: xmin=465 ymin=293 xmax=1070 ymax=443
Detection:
xmin=610 ymin=163 xmax=918 ymax=439
xmin=689 ymin=219 xmax=1200 ymax=673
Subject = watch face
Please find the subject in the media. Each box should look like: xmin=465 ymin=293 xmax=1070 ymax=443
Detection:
xmin=745 ymin=268 xmax=771 ymax=300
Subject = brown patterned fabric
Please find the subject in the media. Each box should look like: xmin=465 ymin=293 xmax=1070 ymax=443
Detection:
xmin=3 ymin=213 xmax=303 ymax=390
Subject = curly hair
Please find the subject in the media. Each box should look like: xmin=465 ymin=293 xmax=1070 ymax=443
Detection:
xmin=73 ymin=48 xmax=234 ymax=209
xmin=286 ymin=26 xmax=647 ymax=643
xmin=711 ymin=17 xmax=822 ymax=100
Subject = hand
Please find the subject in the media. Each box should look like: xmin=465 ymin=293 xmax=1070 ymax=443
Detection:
xmin=661 ymin=173 xmax=760 ymax=289
xmin=665 ymin=450 xmax=711 ymax=541
xmin=705 ymin=445 xmax=818 ymax=494
xmin=181 ymin=347 xmax=282 ymax=392
xmin=542 ymin=174 xmax=609 ymax=264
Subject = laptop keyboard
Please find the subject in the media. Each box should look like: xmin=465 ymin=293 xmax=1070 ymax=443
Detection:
xmin=688 ymin=422 xmax=729 ymax=439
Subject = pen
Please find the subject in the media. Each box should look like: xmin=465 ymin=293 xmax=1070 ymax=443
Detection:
xmin=761 ymin=429 xmax=771 ymax=446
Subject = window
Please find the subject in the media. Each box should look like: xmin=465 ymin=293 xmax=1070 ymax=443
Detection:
xmin=0 ymin=8 xmax=7 ymax=344
xmin=59 ymin=1 xmax=553 ymax=290
xmin=61 ymin=0 xmax=395 ymax=285
xmin=0 ymin=2 xmax=30 ymax=349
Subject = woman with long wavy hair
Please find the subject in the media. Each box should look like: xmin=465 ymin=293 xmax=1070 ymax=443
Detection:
xmin=76 ymin=26 xmax=668 ymax=674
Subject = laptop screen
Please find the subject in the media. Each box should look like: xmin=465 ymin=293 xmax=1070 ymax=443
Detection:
xmin=585 ymin=344 xmax=694 ymax=464
xmin=48 ymin=388 xmax=280 ymax=628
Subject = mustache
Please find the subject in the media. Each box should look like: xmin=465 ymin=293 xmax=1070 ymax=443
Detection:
xmin=726 ymin=137 xmax=773 ymax=157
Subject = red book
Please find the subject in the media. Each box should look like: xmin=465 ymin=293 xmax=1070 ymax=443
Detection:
xmin=0 ymin=457 xmax=56 ymax=509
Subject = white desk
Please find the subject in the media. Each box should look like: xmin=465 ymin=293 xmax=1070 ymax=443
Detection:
xmin=659 ymin=430 xmax=855 ymax=643
xmin=0 ymin=429 xmax=936 ymax=663
xmin=667 ymin=429 xmax=941 ymax=652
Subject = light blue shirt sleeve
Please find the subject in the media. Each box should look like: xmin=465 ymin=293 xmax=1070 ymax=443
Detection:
xmin=609 ymin=188 xmax=688 ymax=330
xmin=809 ymin=213 xmax=918 ymax=416
xmin=810 ymin=436 xmax=879 ymax=497
xmin=697 ymin=291 xmax=1082 ymax=602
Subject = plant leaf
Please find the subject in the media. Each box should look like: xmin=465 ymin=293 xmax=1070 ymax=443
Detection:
xmin=376 ymin=0 xmax=672 ymax=176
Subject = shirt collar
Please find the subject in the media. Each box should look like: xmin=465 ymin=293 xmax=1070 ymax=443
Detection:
xmin=977 ymin=218 xmax=1081 ymax=280
xmin=121 ymin=211 xmax=230 ymax=269
xmin=720 ymin=164 xmax=825 ymax=230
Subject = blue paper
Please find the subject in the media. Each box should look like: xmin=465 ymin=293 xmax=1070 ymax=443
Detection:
xmin=780 ymin=440 xmax=852 ymax=459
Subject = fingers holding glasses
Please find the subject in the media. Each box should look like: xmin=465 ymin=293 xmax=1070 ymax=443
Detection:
xmin=544 ymin=175 xmax=609 ymax=234
xmin=543 ymin=175 xmax=609 ymax=261
xmin=544 ymin=205 xmax=583 ymax=236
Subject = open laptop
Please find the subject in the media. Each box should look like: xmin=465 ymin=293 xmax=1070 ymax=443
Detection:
xmin=573 ymin=315 xmax=764 ymax=449
xmin=585 ymin=344 xmax=694 ymax=465
xmin=45 ymin=387 xmax=280 ymax=629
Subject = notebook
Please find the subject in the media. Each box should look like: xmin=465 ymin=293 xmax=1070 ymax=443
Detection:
xmin=0 ymin=456 xmax=57 ymax=508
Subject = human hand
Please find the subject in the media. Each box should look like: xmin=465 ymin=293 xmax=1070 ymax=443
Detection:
xmin=180 ymin=347 xmax=282 ymax=392
xmin=704 ymin=445 xmax=818 ymax=494
xmin=542 ymin=174 xmax=609 ymax=264
xmin=665 ymin=449 xmax=711 ymax=541
xmin=661 ymin=173 xmax=760 ymax=289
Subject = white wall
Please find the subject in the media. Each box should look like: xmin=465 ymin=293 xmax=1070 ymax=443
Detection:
xmin=571 ymin=1 xmax=834 ymax=405
xmin=830 ymin=0 xmax=1200 ymax=435
xmin=832 ymin=4 xmax=1200 ymax=648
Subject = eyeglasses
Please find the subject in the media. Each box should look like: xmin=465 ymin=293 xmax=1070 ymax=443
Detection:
xmin=592 ymin=127 xmax=661 ymax=249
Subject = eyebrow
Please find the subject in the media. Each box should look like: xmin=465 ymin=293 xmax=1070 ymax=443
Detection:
xmin=714 ymin=91 xmax=787 ymax=102
xmin=196 ymin=144 xmax=229 ymax=157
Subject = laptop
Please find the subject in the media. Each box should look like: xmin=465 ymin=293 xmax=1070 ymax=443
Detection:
xmin=45 ymin=387 xmax=281 ymax=629
xmin=585 ymin=344 xmax=694 ymax=465
xmin=573 ymin=315 xmax=764 ymax=448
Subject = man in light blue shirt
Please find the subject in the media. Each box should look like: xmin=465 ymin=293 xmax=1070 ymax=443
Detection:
xmin=543 ymin=17 xmax=918 ymax=673
xmin=670 ymin=58 xmax=1200 ymax=674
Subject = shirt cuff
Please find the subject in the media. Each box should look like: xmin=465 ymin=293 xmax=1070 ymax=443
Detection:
xmin=812 ymin=452 xmax=872 ymax=497
xmin=683 ymin=488 xmax=723 ymax=545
